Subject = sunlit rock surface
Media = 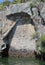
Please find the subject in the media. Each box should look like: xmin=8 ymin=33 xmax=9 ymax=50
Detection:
xmin=6 ymin=2 xmax=32 ymax=16
xmin=8 ymin=14 xmax=36 ymax=57
xmin=10 ymin=24 xmax=35 ymax=50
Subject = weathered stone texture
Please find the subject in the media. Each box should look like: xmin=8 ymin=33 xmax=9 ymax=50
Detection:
xmin=0 ymin=2 xmax=45 ymax=57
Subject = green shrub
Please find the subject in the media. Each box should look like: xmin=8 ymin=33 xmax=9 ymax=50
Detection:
xmin=0 ymin=4 xmax=4 ymax=10
xmin=30 ymin=3 xmax=36 ymax=7
xmin=32 ymin=32 xmax=38 ymax=39
xmin=13 ymin=0 xmax=26 ymax=4
xmin=30 ymin=1 xmax=38 ymax=8
xmin=37 ymin=34 xmax=45 ymax=53
xmin=40 ymin=34 xmax=45 ymax=43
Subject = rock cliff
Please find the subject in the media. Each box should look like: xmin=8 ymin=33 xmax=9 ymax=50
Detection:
xmin=0 ymin=2 xmax=45 ymax=57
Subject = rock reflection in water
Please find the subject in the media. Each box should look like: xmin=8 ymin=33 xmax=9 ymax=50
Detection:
xmin=0 ymin=57 xmax=45 ymax=65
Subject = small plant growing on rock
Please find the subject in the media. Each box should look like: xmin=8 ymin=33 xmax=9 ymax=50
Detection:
xmin=30 ymin=3 xmax=36 ymax=8
xmin=31 ymin=32 xmax=38 ymax=39
xmin=38 ymin=34 xmax=45 ymax=53
xmin=30 ymin=2 xmax=38 ymax=8
xmin=36 ymin=34 xmax=45 ymax=54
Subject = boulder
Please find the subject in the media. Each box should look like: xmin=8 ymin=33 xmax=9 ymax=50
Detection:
xmin=1 ymin=2 xmax=45 ymax=57
xmin=8 ymin=14 xmax=36 ymax=57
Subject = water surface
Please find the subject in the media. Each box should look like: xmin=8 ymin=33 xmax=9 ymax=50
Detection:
xmin=0 ymin=57 xmax=45 ymax=65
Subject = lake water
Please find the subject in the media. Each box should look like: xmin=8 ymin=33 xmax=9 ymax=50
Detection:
xmin=0 ymin=57 xmax=45 ymax=65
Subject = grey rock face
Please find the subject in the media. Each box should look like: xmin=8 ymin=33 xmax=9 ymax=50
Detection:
xmin=0 ymin=11 xmax=6 ymax=52
xmin=0 ymin=2 xmax=45 ymax=57
xmin=8 ymin=14 xmax=36 ymax=57
xmin=0 ymin=2 xmax=33 ymax=56
xmin=6 ymin=2 xmax=32 ymax=16
xmin=31 ymin=7 xmax=45 ymax=38
xmin=40 ymin=4 xmax=45 ymax=21
xmin=32 ymin=7 xmax=39 ymax=16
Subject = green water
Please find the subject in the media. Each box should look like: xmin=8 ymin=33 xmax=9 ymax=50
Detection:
xmin=0 ymin=57 xmax=45 ymax=65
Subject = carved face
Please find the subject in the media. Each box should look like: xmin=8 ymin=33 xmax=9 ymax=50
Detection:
xmin=0 ymin=39 xmax=6 ymax=52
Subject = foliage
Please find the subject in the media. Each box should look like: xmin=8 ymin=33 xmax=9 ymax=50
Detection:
xmin=13 ymin=0 xmax=26 ymax=4
xmin=0 ymin=4 xmax=5 ymax=10
xmin=0 ymin=0 xmax=45 ymax=10
xmin=3 ymin=0 xmax=11 ymax=6
xmin=37 ymin=34 xmax=45 ymax=53
xmin=40 ymin=34 xmax=45 ymax=43
xmin=30 ymin=3 xmax=36 ymax=7
xmin=30 ymin=1 xmax=39 ymax=8
xmin=0 ymin=0 xmax=11 ymax=10
xmin=32 ymin=32 xmax=38 ymax=39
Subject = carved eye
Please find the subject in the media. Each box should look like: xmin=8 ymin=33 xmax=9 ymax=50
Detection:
xmin=1 ymin=44 xmax=5 ymax=48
